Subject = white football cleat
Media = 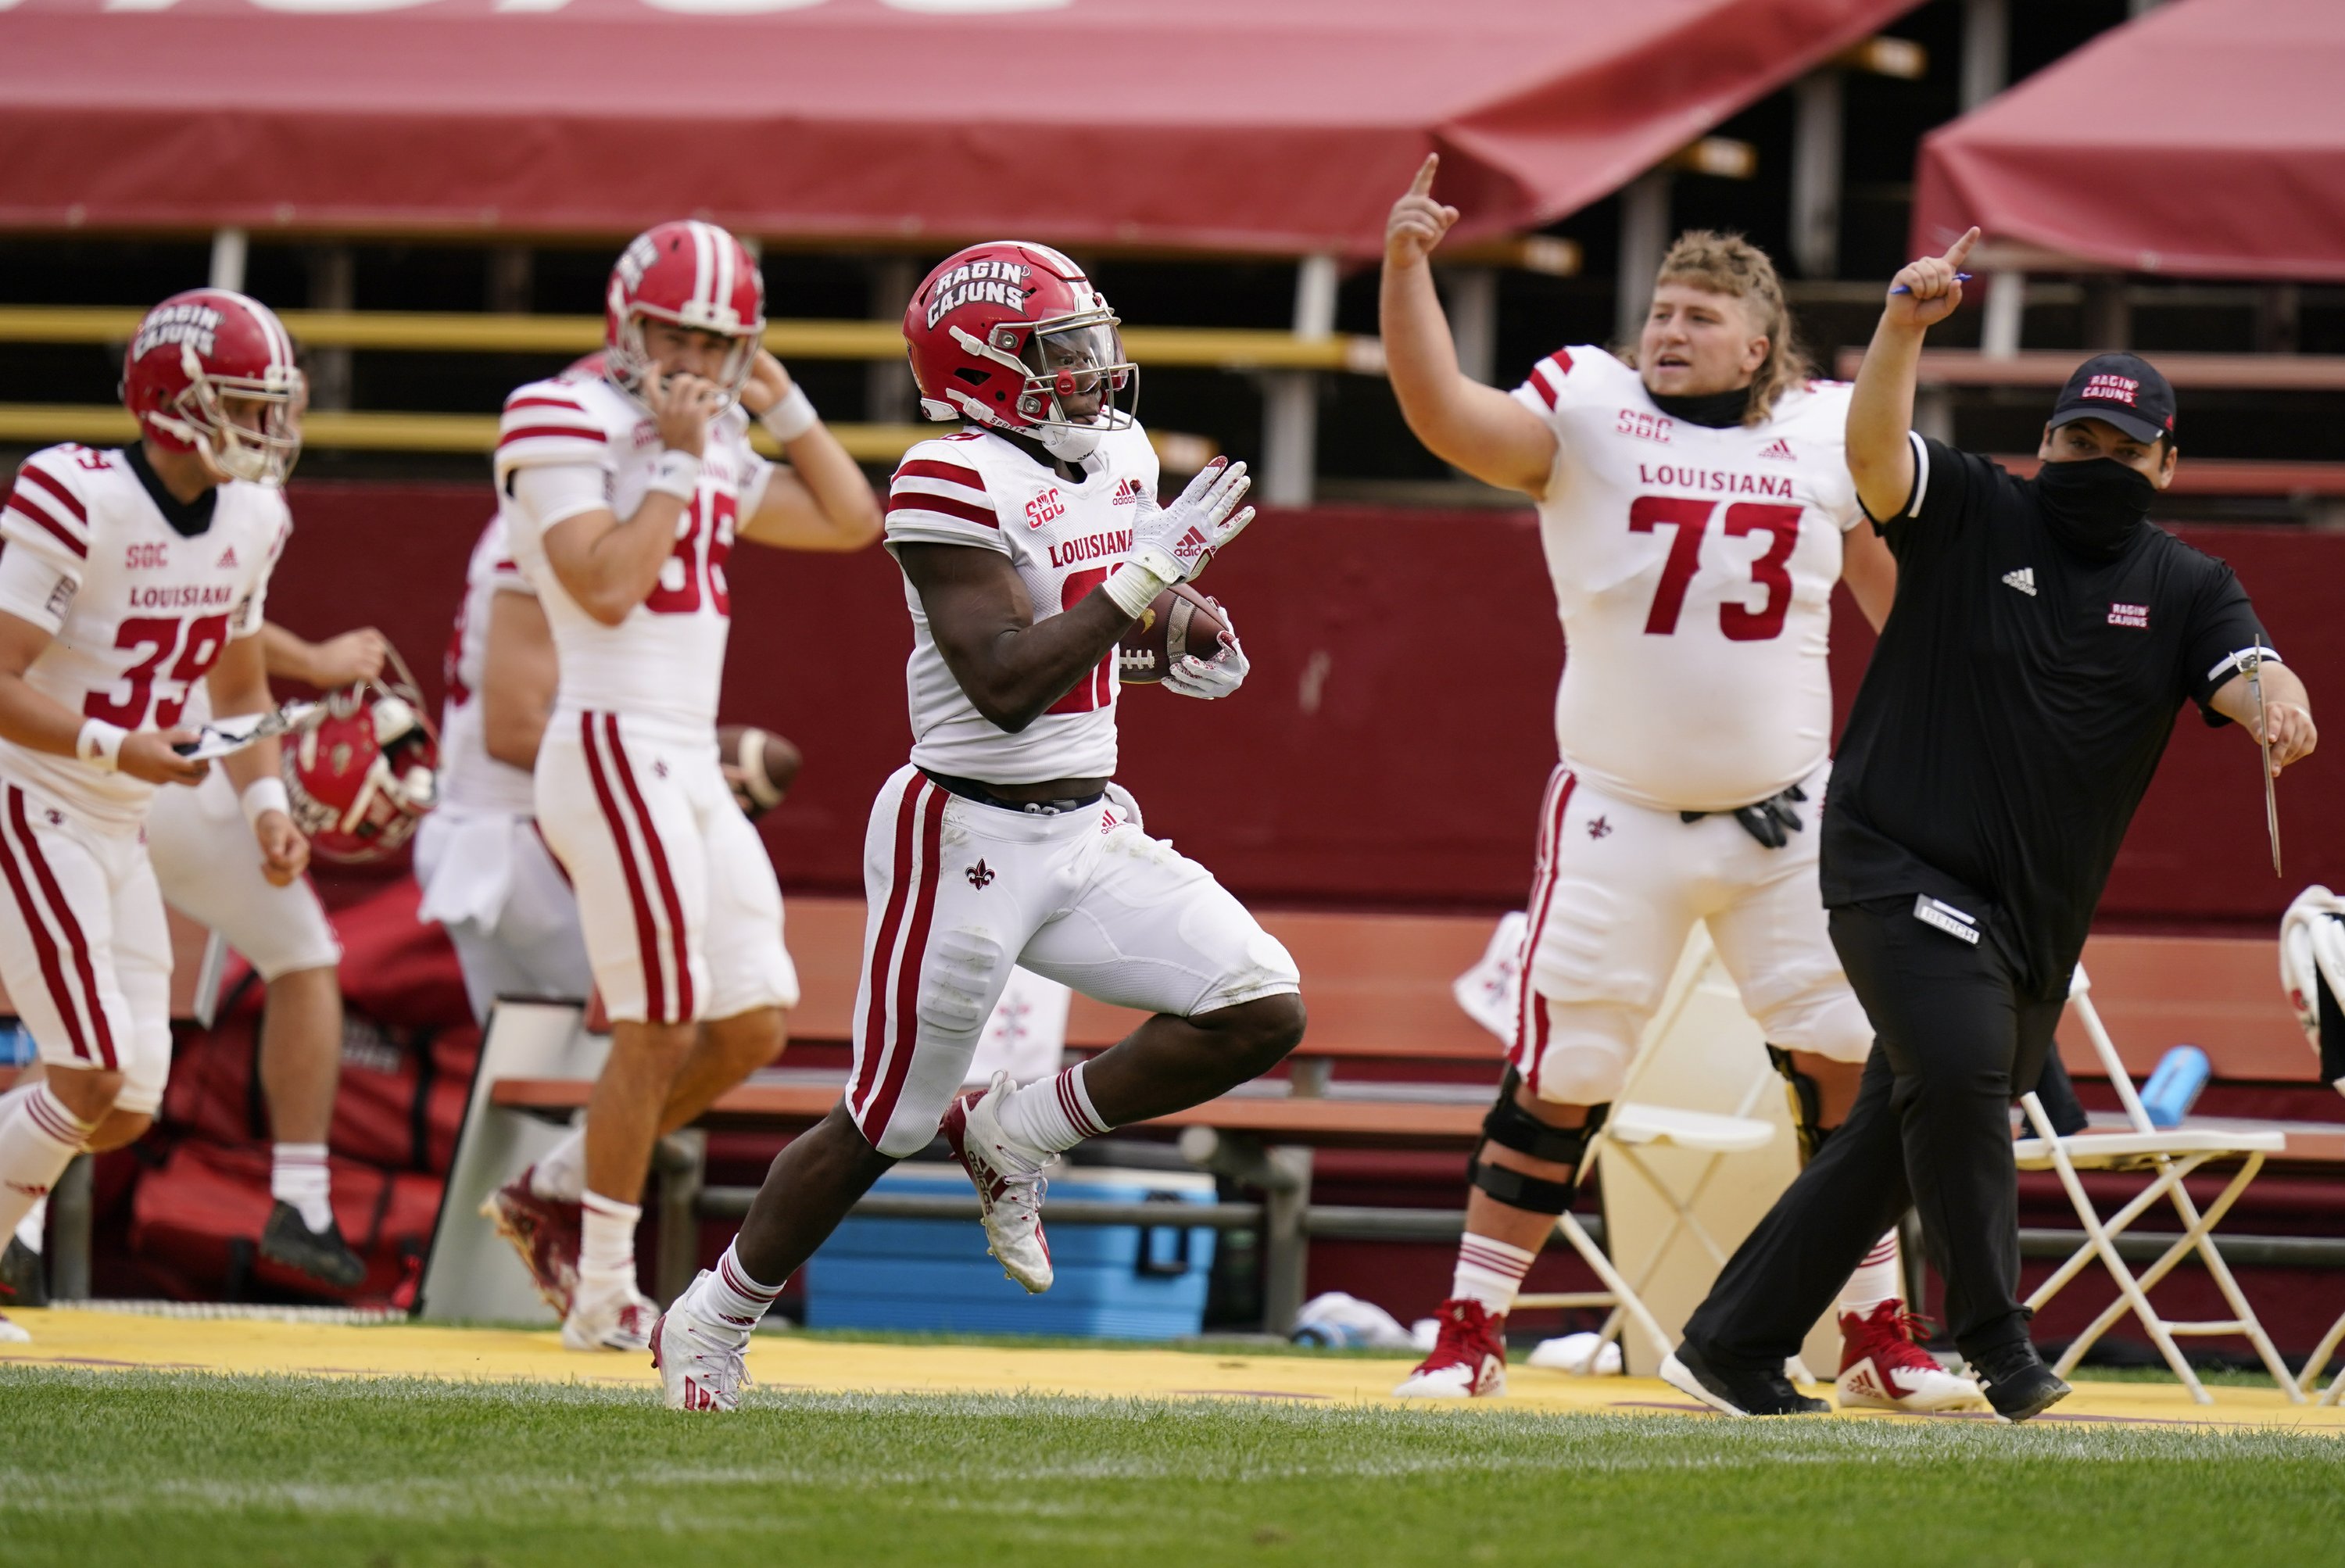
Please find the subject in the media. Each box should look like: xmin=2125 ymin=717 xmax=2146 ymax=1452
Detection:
xmin=653 ymin=1276 xmax=750 ymax=1413
xmin=1835 ymin=1301 xmax=1988 ymax=1412
xmin=561 ymin=1280 xmax=658 ymax=1352
xmin=0 ymin=1308 xmax=27 ymax=1344
xmin=941 ymin=1073 xmax=1054 ymax=1294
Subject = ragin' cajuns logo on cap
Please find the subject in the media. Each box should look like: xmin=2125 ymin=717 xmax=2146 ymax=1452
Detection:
xmin=925 ymin=259 xmax=1033 ymax=329
xmin=2079 ymin=373 xmax=2141 ymax=407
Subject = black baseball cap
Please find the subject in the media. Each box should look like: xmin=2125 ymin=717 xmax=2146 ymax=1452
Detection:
xmin=2049 ymin=352 xmax=2177 ymax=446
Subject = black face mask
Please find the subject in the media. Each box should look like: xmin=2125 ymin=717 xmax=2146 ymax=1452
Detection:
xmin=2033 ymin=456 xmax=2156 ymax=563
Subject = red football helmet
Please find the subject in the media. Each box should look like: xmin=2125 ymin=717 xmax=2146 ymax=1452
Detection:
xmin=603 ymin=221 xmax=764 ymax=405
xmin=120 ymin=288 xmax=306 ymax=485
xmin=284 ymin=656 xmax=440 ymax=866
xmin=904 ymin=242 xmax=1137 ymax=460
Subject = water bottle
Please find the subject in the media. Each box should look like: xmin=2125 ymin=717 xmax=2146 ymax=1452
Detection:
xmin=2140 ymin=1045 xmax=2211 ymax=1129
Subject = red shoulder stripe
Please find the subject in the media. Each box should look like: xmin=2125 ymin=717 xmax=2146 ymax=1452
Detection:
xmin=4 ymin=496 xmax=88 ymax=560
xmin=896 ymin=459 xmax=986 ymax=492
xmin=18 ymin=464 xmax=88 ymax=527
xmin=497 ymin=425 xmax=607 ymax=449
xmin=505 ymin=395 xmax=590 ymax=416
xmin=886 ymin=492 xmax=997 ymax=530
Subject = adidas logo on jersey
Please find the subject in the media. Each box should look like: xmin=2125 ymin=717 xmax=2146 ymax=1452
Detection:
xmin=217 ymin=545 xmax=238 ymax=568
xmin=1757 ymin=437 xmax=1796 ymax=461
xmin=2002 ymin=567 xmax=2037 ymax=596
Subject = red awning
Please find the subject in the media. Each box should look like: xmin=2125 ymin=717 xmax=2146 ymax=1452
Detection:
xmin=1912 ymin=0 xmax=2345 ymax=281
xmin=0 ymin=0 xmax=1914 ymax=256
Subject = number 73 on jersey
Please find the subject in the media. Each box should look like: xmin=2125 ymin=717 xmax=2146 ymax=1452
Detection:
xmin=1628 ymin=496 xmax=1802 ymax=641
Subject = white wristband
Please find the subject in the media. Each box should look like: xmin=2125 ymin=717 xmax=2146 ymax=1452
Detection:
xmin=757 ymin=384 xmax=819 ymax=445
xmin=1102 ymin=561 xmax=1172 ymax=619
xmin=75 ymin=719 xmax=127 ymax=774
xmin=240 ymin=776 xmax=292 ymax=829
xmin=645 ymin=449 xmax=702 ymax=501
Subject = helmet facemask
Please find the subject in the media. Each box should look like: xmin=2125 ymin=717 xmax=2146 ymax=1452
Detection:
xmin=1019 ymin=311 xmax=1137 ymax=461
xmin=156 ymin=344 xmax=306 ymax=486
xmin=607 ymin=299 xmax=760 ymax=411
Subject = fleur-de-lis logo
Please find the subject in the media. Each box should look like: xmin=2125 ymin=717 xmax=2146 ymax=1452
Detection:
xmin=1587 ymin=816 xmax=1613 ymax=839
xmin=965 ymin=859 xmax=996 ymax=890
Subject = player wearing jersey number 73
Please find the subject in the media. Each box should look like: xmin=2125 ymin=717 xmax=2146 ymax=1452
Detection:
xmin=0 ymin=288 xmax=309 ymax=1343
xmin=657 ymin=242 xmax=1302 ymax=1412
xmin=497 ymin=222 xmax=882 ymax=1354
xmin=1382 ymin=158 xmax=1980 ymax=1416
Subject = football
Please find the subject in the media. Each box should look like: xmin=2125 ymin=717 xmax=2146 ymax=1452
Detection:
xmin=718 ymin=722 xmax=803 ymax=819
xmin=1118 ymin=583 xmax=1231 ymax=685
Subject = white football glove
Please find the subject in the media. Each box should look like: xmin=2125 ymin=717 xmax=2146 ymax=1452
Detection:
xmin=1103 ymin=460 xmax=1256 ymax=617
xmin=1161 ymin=601 xmax=1248 ymax=700
xmin=1104 ymin=781 xmax=1145 ymax=832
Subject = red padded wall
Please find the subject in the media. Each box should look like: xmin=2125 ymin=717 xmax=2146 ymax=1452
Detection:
xmin=272 ymin=485 xmax=2343 ymax=928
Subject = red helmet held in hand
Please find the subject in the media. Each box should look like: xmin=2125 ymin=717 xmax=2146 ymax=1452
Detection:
xmin=285 ymin=657 xmax=440 ymax=866
xmin=603 ymin=221 xmax=764 ymax=406
xmin=120 ymin=288 xmax=306 ymax=485
xmin=903 ymin=241 xmax=1137 ymax=463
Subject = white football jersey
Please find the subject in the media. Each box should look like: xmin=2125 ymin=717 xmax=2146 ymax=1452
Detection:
xmin=435 ymin=514 xmax=539 ymax=816
xmin=1510 ymin=347 xmax=1864 ymax=814
xmin=884 ymin=425 xmax=1159 ymax=784
xmin=0 ymin=444 xmax=288 ymax=828
xmin=493 ymin=374 xmax=773 ymax=736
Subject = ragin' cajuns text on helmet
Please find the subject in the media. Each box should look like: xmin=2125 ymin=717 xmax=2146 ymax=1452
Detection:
xmin=120 ymin=288 xmax=306 ymax=486
xmin=902 ymin=241 xmax=1137 ymax=464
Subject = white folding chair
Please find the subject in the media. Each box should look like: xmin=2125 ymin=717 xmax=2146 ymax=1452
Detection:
xmin=2295 ymin=1312 xmax=2345 ymax=1406
xmin=2014 ymin=963 xmax=2303 ymax=1404
xmin=1513 ymin=929 xmax=1780 ymax=1372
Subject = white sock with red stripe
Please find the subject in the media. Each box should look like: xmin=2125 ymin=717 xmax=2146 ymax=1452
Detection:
xmin=1840 ymin=1231 xmax=1903 ymax=1316
xmin=993 ymin=1063 xmax=1110 ymax=1163
xmin=576 ymin=1190 xmax=641 ymax=1305
xmin=531 ymin=1127 xmax=589 ymax=1205
xmin=270 ymin=1143 xmax=334 ymax=1233
xmin=0 ymin=1084 xmax=92 ymax=1240
xmin=686 ymin=1240 xmax=783 ymax=1342
xmin=1451 ymin=1233 xmax=1538 ymax=1317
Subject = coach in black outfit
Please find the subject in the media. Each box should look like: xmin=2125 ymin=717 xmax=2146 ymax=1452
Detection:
xmin=1665 ymin=229 xmax=2318 ymax=1423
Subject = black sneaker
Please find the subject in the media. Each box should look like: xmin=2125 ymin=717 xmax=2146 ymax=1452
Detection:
xmin=258 ymin=1201 xmax=367 ymax=1290
xmin=1662 ymin=1341 xmax=1829 ymax=1416
xmin=0 ymin=1236 xmax=46 ymax=1308
xmin=1969 ymin=1339 xmax=2070 ymax=1424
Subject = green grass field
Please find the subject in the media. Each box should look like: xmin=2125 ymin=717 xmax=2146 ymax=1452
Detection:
xmin=5 ymin=1368 xmax=2341 ymax=1568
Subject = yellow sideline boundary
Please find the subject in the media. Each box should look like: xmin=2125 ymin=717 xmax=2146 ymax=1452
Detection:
xmin=2 ymin=1310 xmax=2339 ymax=1432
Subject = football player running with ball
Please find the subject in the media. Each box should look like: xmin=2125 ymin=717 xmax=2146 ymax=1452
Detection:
xmin=1381 ymin=156 xmax=1978 ymax=1414
xmin=655 ymin=242 xmax=1305 ymax=1412
xmin=493 ymin=222 xmax=881 ymax=1352
xmin=0 ymin=290 xmax=310 ymax=1342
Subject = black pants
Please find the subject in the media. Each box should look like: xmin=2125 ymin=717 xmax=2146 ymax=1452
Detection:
xmin=1682 ymin=897 xmax=2064 ymax=1363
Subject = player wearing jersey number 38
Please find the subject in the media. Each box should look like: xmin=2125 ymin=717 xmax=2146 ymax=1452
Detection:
xmin=657 ymin=242 xmax=1304 ymax=1412
xmin=1382 ymin=156 xmax=1981 ymax=1416
xmin=495 ymin=221 xmax=881 ymax=1354
xmin=0 ymin=288 xmax=309 ymax=1344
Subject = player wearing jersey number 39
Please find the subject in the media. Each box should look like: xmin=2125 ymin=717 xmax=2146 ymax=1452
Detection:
xmin=1381 ymin=156 xmax=1981 ymax=1415
xmin=657 ymin=242 xmax=1304 ymax=1412
xmin=496 ymin=222 xmax=882 ymax=1353
xmin=0 ymin=288 xmax=309 ymax=1344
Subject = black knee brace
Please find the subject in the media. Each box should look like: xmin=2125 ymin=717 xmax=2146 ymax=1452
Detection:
xmin=1767 ymin=1044 xmax=1831 ymax=1162
xmin=1467 ymin=1069 xmax=1606 ymax=1216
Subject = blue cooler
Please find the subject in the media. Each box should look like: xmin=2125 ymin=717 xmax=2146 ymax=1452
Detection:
xmin=803 ymin=1164 xmax=1219 ymax=1339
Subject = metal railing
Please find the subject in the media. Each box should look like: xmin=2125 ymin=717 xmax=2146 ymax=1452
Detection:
xmin=0 ymin=304 xmax=1386 ymax=374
